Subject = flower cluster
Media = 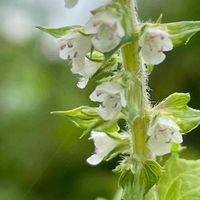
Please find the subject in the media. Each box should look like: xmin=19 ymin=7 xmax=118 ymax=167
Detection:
xmin=39 ymin=0 xmax=200 ymax=169
xmin=55 ymin=3 xmax=128 ymax=165
xmin=55 ymin=2 xmax=184 ymax=164
xmin=39 ymin=0 xmax=200 ymax=199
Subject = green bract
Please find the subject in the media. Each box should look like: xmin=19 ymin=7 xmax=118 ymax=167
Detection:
xmin=158 ymin=155 xmax=200 ymax=200
xmin=114 ymin=159 xmax=164 ymax=200
xmin=153 ymin=93 xmax=200 ymax=133
xmin=51 ymin=106 xmax=121 ymax=137
xmin=164 ymin=21 xmax=200 ymax=47
xmin=141 ymin=160 xmax=164 ymax=195
xmin=145 ymin=21 xmax=200 ymax=47
xmin=36 ymin=25 xmax=83 ymax=38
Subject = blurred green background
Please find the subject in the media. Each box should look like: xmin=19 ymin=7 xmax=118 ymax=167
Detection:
xmin=0 ymin=0 xmax=200 ymax=199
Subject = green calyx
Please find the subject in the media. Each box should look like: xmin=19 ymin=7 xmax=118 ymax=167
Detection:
xmin=152 ymin=93 xmax=200 ymax=134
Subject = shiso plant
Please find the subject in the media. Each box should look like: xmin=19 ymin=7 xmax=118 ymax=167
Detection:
xmin=37 ymin=0 xmax=200 ymax=199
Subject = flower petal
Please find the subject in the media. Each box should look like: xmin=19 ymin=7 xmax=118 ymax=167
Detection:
xmin=141 ymin=46 xmax=166 ymax=65
xmin=73 ymin=59 xmax=101 ymax=88
xmin=89 ymin=88 xmax=108 ymax=102
xmin=85 ymin=12 xmax=118 ymax=34
xmin=148 ymin=136 xmax=171 ymax=156
xmin=64 ymin=0 xmax=78 ymax=8
xmin=171 ymin=131 xmax=183 ymax=143
xmin=92 ymin=24 xmax=121 ymax=53
xmin=77 ymin=77 xmax=89 ymax=89
xmin=87 ymin=154 xmax=103 ymax=165
xmin=85 ymin=12 xmax=124 ymax=53
xmin=120 ymin=90 xmax=127 ymax=107
xmin=97 ymin=82 xmax=123 ymax=95
xmin=91 ymin=131 xmax=117 ymax=152
xmin=99 ymin=97 xmax=121 ymax=120
xmin=58 ymin=32 xmax=91 ymax=61
xmin=87 ymin=131 xmax=118 ymax=165
xmin=82 ymin=59 xmax=101 ymax=78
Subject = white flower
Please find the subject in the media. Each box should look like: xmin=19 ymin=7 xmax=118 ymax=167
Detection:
xmin=64 ymin=0 xmax=78 ymax=8
xmin=139 ymin=28 xmax=173 ymax=65
xmin=58 ymin=32 xmax=101 ymax=88
xmin=58 ymin=32 xmax=91 ymax=64
xmin=148 ymin=117 xmax=183 ymax=156
xmin=89 ymin=82 xmax=126 ymax=120
xmin=85 ymin=12 xmax=125 ymax=53
xmin=72 ymin=58 xmax=101 ymax=89
xmin=87 ymin=131 xmax=118 ymax=165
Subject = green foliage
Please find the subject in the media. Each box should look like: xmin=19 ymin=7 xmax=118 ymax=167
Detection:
xmin=36 ymin=25 xmax=82 ymax=37
xmin=51 ymin=106 xmax=100 ymax=129
xmin=157 ymin=154 xmax=200 ymax=200
xmin=114 ymin=159 xmax=163 ymax=200
xmin=145 ymin=21 xmax=200 ymax=47
xmin=142 ymin=160 xmax=164 ymax=195
xmin=153 ymin=93 xmax=200 ymax=133
xmin=51 ymin=106 xmax=120 ymax=137
xmin=164 ymin=21 xmax=200 ymax=47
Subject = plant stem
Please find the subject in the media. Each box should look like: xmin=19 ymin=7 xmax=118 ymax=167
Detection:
xmin=121 ymin=0 xmax=149 ymax=159
xmin=120 ymin=0 xmax=157 ymax=199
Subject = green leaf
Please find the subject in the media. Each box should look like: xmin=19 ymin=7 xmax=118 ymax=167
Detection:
xmin=51 ymin=106 xmax=121 ymax=138
xmin=51 ymin=106 xmax=100 ymax=130
xmin=158 ymin=155 xmax=200 ymax=200
xmin=153 ymin=93 xmax=200 ymax=133
xmin=115 ymin=159 xmax=163 ymax=200
xmin=36 ymin=25 xmax=82 ymax=37
xmin=145 ymin=21 xmax=200 ymax=47
xmin=164 ymin=21 xmax=200 ymax=47
xmin=141 ymin=160 xmax=164 ymax=195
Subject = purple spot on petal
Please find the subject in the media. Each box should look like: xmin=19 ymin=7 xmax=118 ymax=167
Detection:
xmin=160 ymin=128 xmax=167 ymax=132
xmin=148 ymin=43 xmax=153 ymax=51
xmin=60 ymin=44 xmax=66 ymax=50
xmin=160 ymin=34 xmax=165 ymax=40
xmin=73 ymin=51 xmax=78 ymax=58
xmin=101 ymin=103 xmax=106 ymax=108
xmin=96 ymin=91 xmax=102 ymax=97
xmin=95 ymin=34 xmax=100 ymax=40
xmin=67 ymin=43 xmax=73 ymax=48
xmin=158 ymin=46 xmax=164 ymax=53
xmin=112 ymin=102 xmax=118 ymax=109
xmin=67 ymin=55 xmax=72 ymax=62
xmin=165 ymin=139 xmax=172 ymax=144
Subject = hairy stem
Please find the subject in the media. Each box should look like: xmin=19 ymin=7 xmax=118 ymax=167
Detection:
xmin=121 ymin=0 xmax=149 ymax=159
xmin=120 ymin=0 xmax=156 ymax=199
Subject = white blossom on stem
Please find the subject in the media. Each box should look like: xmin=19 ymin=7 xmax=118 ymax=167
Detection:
xmin=58 ymin=32 xmax=100 ymax=88
xmin=139 ymin=28 xmax=173 ymax=65
xmin=87 ymin=131 xmax=118 ymax=165
xmin=85 ymin=12 xmax=125 ymax=53
xmin=58 ymin=32 xmax=91 ymax=64
xmin=64 ymin=0 xmax=78 ymax=8
xmin=148 ymin=117 xmax=183 ymax=156
xmin=89 ymin=82 xmax=126 ymax=120
xmin=73 ymin=58 xmax=101 ymax=89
